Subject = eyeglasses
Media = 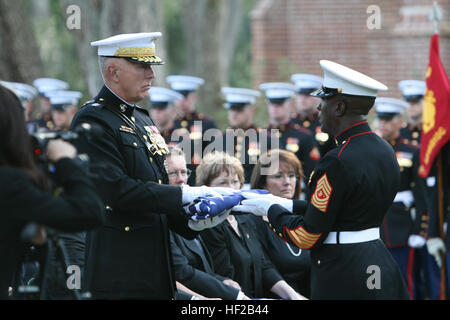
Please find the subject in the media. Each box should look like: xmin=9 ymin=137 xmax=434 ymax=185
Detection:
xmin=167 ymin=169 xmax=192 ymax=178
xmin=267 ymin=172 xmax=298 ymax=181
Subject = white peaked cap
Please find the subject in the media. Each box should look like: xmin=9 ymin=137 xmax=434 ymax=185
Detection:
xmin=33 ymin=78 xmax=69 ymax=95
xmin=166 ymin=75 xmax=205 ymax=92
xmin=291 ymin=74 xmax=323 ymax=91
xmin=398 ymin=80 xmax=426 ymax=97
xmin=375 ymin=97 xmax=409 ymax=114
xmin=149 ymin=87 xmax=184 ymax=103
xmin=47 ymin=90 xmax=82 ymax=106
xmin=259 ymin=82 xmax=296 ymax=100
xmin=221 ymin=87 xmax=261 ymax=105
xmin=1 ymin=81 xmax=37 ymax=101
xmin=91 ymin=32 xmax=163 ymax=64
xmin=315 ymin=60 xmax=387 ymax=97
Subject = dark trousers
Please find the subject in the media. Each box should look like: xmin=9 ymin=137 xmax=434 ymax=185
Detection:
xmin=388 ymin=246 xmax=415 ymax=300
xmin=413 ymin=246 xmax=429 ymax=300
xmin=427 ymin=251 xmax=450 ymax=300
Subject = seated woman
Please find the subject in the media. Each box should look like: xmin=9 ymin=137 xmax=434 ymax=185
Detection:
xmin=250 ymin=149 xmax=312 ymax=298
xmin=197 ymin=151 xmax=306 ymax=299
xmin=166 ymin=146 xmax=249 ymax=300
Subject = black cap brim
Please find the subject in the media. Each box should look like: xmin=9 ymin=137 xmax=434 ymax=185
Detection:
xmin=225 ymin=102 xmax=248 ymax=110
xmin=310 ymin=87 xmax=341 ymax=98
xmin=151 ymin=101 xmax=170 ymax=109
xmin=376 ymin=112 xmax=398 ymax=120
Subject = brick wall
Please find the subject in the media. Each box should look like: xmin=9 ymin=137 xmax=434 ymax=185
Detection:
xmin=251 ymin=0 xmax=450 ymax=100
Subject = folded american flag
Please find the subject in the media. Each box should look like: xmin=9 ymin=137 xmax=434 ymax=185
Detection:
xmin=185 ymin=189 xmax=269 ymax=221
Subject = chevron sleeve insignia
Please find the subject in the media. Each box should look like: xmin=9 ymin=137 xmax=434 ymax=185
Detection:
xmin=283 ymin=225 xmax=322 ymax=249
xmin=311 ymin=173 xmax=332 ymax=213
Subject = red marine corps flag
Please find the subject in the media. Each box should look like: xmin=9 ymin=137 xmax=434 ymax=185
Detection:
xmin=418 ymin=33 xmax=450 ymax=178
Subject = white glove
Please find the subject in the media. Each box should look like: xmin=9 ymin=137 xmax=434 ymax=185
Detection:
xmin=426 ymin=237 xmax=446 ymax=268
xmin=232 ymin=192 xmax=293 ymax=216
xmin=233 ymin=198 xmax=281 ymax=216
xmin=181 ymin=185 xmax=235 ymax=204
xmin=188 ymin=210 xmax=230 ymax=231
xmin=241 ymin=192 xmax=293 ymax=212
xmin=408 ymin=235 xmax=426 ymax=248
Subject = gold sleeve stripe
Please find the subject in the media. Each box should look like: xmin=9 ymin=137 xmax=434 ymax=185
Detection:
xmin=284 ymin=226 xmax=322 ymax=249
xmin=311 ymin=173 xmax=333 ymax=213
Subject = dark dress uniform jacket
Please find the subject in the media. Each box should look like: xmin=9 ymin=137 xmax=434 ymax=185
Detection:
xmin=250 ymin=215 xmax=311 ymax=298
xmin=222 ymin=125 xmax=268 ymax=184
xmin=70 ymin=86 xmax=197 ymax=299
xmin=265 ymin=120 xmax=320 ymax=180
xmin=292 ymin=113 xmax=336 ymax=156
xmin=381 ymin=138 xmax=429 ymax=247
xmin=200 ymin=214 xmax=282 ymax=298
xmin=267 ymin=121 xmax=409 ymax=299
xmin=170 ymin=232 xmax=240 ymax=299
xmin=172 ymin=111 xmax=218 ymax=185
xmin=0 ymin=159 xmax=104 ymax=299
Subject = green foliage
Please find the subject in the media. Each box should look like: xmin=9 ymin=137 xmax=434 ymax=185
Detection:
xmin=164 ymin=0 xmax=186 ymax=75
xmin=29 ymin=0 xmax=88 ymax=104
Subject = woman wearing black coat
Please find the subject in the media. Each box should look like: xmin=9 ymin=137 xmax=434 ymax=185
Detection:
xmin=0 ymin=84 xmax=104 ymax=299
xmin=249 ymin=149 xmax=312 ymax=298
xmin=196 ymin=152 xmax=306 ymax=299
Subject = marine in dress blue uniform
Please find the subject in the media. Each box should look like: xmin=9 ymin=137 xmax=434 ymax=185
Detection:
xmin=0 ymin=81 xmax=38 ymax=132
xmin=375 ymin=97 xmax=430 ymax=299
xmin=237 ymin=60 xmax=409 ymax=299
xmin=70 ymin=32 xmax=225 ymax=299
xmin=291 ymin=74 xmax=336 ymax=156
xmin=148 ymin=86 xmax=183 ymax=143
xmin=398 ymin=79 xmax=439 ymax=299
xmin=167 ymin=75 xmax=219 ymax=185
xmin=221 ymin=87 xmax=265 ymax=188
xmin=259 ymin=82 xmax=320 ymax=195
xmin=31 ymin=78 xmax=69 ymax=132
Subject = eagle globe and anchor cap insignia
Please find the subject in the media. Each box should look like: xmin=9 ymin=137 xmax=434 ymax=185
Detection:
xmin=311 ymin=173 xmax=332 ymax=213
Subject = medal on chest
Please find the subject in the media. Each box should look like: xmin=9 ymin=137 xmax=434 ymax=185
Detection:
xmin=144 ymin=125 xmax=169 ymax=155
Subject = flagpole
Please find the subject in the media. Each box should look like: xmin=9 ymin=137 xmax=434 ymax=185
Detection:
xmin=436 ymin=153 xmax=446 ymax=300
xmin=429 ymin=0 xmax=446 ymax=300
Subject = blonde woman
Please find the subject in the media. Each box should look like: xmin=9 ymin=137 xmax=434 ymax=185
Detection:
xmin=197 ymin=151 xmax=306 ymax=300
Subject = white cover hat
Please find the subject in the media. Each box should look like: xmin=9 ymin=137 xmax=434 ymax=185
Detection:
xmin=166 ymin=75 xmax=205 ymax=93
xmin=375 ymin=97 xmax=409 ymax=116
xmin=291 ymin=74 xmax=323 ymax=93
xmin=149 ymin=87 xmax=184 ymax=104
xmin=33 ymin=78 xmax=69 ymax=96
xmin=47 ymin=90 xmax=82 ymax=107
xmin=312 ymin=60 xmax=387 ymax=98
xmin=91 ymin=32 xmax=163 ymax=64
xmin=259 ymin=82 xmax=296 ymax=101
xmin=398 ymin=80 xmax=426 ymax=100
xmin=221 ymin=87 xmax=260 ymax=109
xmin=1 ymin=81 xmax=37 ymax=102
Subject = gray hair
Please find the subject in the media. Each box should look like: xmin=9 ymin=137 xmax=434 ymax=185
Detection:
xmin=98 ymin=56 xmax=110 ymax=78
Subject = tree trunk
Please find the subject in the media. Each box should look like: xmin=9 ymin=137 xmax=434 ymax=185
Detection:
xmin=179 ymin=0 xmax=244 ymax=116
xmin=0 ymin=0 xmax=44 ymax=82
xmin=61 ymin=0 xmax=166 ymax=104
